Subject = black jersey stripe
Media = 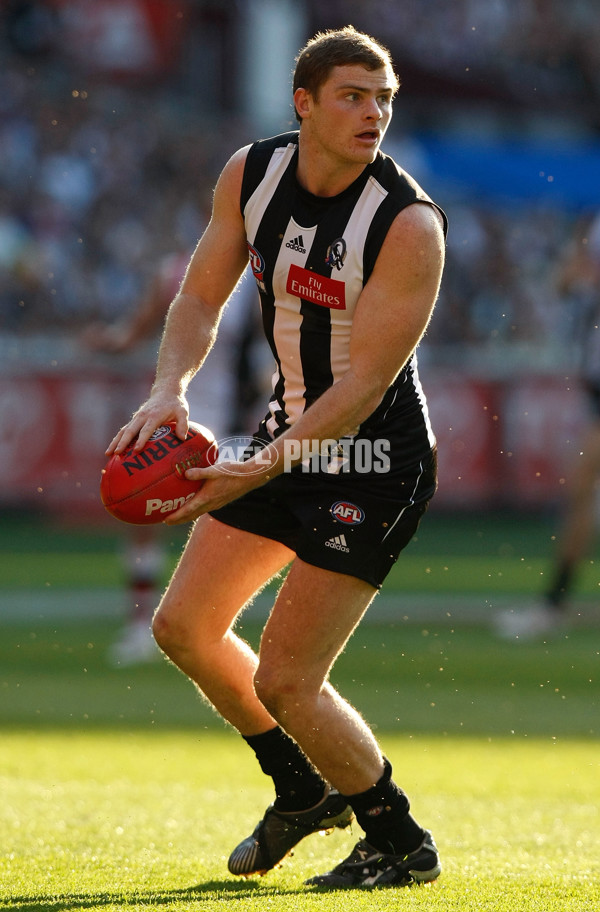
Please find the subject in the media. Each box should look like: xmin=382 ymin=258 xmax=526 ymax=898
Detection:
xmin=295 ymin=172 xmax=383 ymax=407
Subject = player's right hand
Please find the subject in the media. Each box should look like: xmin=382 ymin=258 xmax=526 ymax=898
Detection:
xmin=106 ymin=394 xmax=189 ymax=455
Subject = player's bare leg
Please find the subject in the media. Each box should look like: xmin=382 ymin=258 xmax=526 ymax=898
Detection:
xmin=497 ymin=420 xmax=600 ymax=640
xmin=154 ymin=521 xmax=435 ymax=881
xmin=243 ymin=558 xmax=438 ymax=885
xmin=156 ymin=525 xmax=384 ymax=792
xmin=153 ymin=518 xmax=356 ymax=876
xmin=555 ymin=421 xmax=600 ymax=568
xmin=108 ymin=527 xmax=165 ymax=666
xmin=252 ymin=559 xmax=383 ymax=795
xmin=152 ymin=515 xmax=293 ymax=734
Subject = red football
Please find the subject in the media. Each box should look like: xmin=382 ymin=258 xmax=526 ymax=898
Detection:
xmin=100 ymin=421 xmax=218 ymax=524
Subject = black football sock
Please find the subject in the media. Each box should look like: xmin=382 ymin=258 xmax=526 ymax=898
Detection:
xmin=545 ymin=560 xmax=575 ymax=611
xmin=243 ymin=726 xmax=328 ymax=812
xmin=344 ymin=757 xmax=425 ymax=855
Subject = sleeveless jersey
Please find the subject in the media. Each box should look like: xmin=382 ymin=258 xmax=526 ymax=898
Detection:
xmin=241 ymin=131 xmax=447 ymax=465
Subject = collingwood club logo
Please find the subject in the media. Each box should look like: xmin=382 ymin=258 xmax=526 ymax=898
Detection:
xmin=326 ymin=237 xmax=347 ymax=271
xmin=286 ymin=234 xmax=306 ymax=253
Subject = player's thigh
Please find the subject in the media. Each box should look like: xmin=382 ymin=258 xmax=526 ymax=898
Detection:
xmin=158 ymin=515 xmax=293 ymax=637
xmin=256 ymin=557 xmax=376 ymax=693
xmin=582 ymin=422 xmax=600 ymax=469
xmin=569 ymin=422 xmax=600 ymax=499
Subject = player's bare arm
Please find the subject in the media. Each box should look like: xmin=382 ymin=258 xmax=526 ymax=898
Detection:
xmin=167 ymin=201 xmax=445 ymax=524
xmin=298 ymin=202 xmax=446 ymax=435
xmin=80 ymin=269 xmax=176 ymax=354
xmin=106 ymin=147 xmax=251 ymax=456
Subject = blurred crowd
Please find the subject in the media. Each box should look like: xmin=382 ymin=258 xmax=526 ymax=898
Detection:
xmin=0 ymin=70 xmax=211 ymax=332
xmin=310 ymin=0 xmax=600 ymax=366
xmin=311 ymin=0 xmax=600 ymax=127
xmin=1 ymin=0 xmax=600 ymax=373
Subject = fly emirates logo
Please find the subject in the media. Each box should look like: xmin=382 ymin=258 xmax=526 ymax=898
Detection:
xmin=286 ymin=264 xmax=346 ymax=310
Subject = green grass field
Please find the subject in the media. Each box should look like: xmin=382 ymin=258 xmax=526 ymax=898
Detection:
xmin=1 ymin=510 xmax=599 ymax=910
xmin=2 ymin=508 xmax=599 ymax=597
xmin=3 ymin=729 xmax=599 ymax=911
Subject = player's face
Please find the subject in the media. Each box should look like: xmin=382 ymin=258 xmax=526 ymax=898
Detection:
xmin=298 ymin=64 xmax=395 ymax=166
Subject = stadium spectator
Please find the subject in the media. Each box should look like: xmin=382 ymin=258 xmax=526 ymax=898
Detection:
xmin=496 ymin=211 xmax=600 ymax=639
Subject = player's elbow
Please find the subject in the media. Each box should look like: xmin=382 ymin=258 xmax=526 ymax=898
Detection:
xmin=363 ymin=379 xmax=391 ymax=414
xmin=347 ymin=372 xmax=396 ymax=426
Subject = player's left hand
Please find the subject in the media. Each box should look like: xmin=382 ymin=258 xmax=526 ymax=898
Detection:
xmin=106 ymin=392 xmax=190 ymax=456
xmin=163 ymin=461 xmax=269 ymax=524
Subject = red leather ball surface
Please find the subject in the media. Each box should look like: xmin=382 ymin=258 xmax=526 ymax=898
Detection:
xmin=100 ymin=421 xmax=217 ymax=524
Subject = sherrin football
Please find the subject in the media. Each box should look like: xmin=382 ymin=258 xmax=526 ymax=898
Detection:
xmin=101 ymin=421 xmax=218 ymax=524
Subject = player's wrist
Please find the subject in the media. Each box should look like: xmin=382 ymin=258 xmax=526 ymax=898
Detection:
xmin=150 ymin=377 xmax=186 ymax=396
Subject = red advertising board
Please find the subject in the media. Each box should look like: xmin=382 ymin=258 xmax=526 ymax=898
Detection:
xmin=0 ymin=373 xmax=151 ymax=519
xmin=0 ymin=370 xmax=590 ymax=516
xmin=425 ymin=375 xmax=503 ymax=507
xmin=501 ymin=377 xmax=588 ymax=505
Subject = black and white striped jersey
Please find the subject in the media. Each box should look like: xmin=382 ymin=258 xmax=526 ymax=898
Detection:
xmin=241 ymin=131 xmax=447 ymax=464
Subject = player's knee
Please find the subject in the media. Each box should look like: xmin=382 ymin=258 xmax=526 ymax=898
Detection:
xmin=151 ymin=606 xmax=173 ymax=653
xmin=152 ymin=603 xmax=189 ymax=657
xmin=253 ymin=662 xmax=311 ymax=721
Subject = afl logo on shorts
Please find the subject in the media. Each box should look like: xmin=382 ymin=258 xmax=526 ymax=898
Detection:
xmin=330 ymin=501 xmax=365 ymax=525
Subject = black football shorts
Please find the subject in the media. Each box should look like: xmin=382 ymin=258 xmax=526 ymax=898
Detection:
xmin=210 ymin=447 xmax=437 ymax=589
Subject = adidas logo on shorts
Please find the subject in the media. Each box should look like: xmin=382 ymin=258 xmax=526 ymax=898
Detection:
xmin=325 ymin=533 xmax=350 ymax=553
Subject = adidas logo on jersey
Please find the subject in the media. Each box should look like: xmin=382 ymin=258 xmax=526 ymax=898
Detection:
xmin=286 ymin=234 xmax=306 ymax=253
xmin=325 ymin=533 xmax=350 ymax=553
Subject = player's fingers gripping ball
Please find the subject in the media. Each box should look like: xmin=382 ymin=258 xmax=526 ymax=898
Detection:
xmin=100 ymin=421 xmax=218 ymax=524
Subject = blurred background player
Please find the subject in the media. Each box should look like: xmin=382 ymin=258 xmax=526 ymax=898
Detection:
xmin=82 ymin=248 xmax=268 ymax=664
xmin=496 ymin=212 xmax=600 ymax=640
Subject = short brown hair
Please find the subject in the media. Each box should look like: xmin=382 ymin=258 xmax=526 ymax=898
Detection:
xmin=292 ymin=26 xmax=400 ymax=122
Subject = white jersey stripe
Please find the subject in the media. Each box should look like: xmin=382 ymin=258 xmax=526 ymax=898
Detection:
xmin=243 ymin=143 xmax=297 ymax=245
xmin=265 ymin=219 xmax=319 ymax=433
xmin=328 ymin=176 xmax=390 ymax=383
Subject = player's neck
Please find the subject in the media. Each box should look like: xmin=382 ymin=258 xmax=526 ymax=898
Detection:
xmin=296 ymin=135 xmax=368 ymax=198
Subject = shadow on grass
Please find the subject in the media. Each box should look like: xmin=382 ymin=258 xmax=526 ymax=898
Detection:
xmin=2 ymin=880 xmax=303 ymax=911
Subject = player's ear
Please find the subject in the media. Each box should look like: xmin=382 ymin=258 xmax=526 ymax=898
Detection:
xmin=294 ymin=87 xmax=312 ymax=121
